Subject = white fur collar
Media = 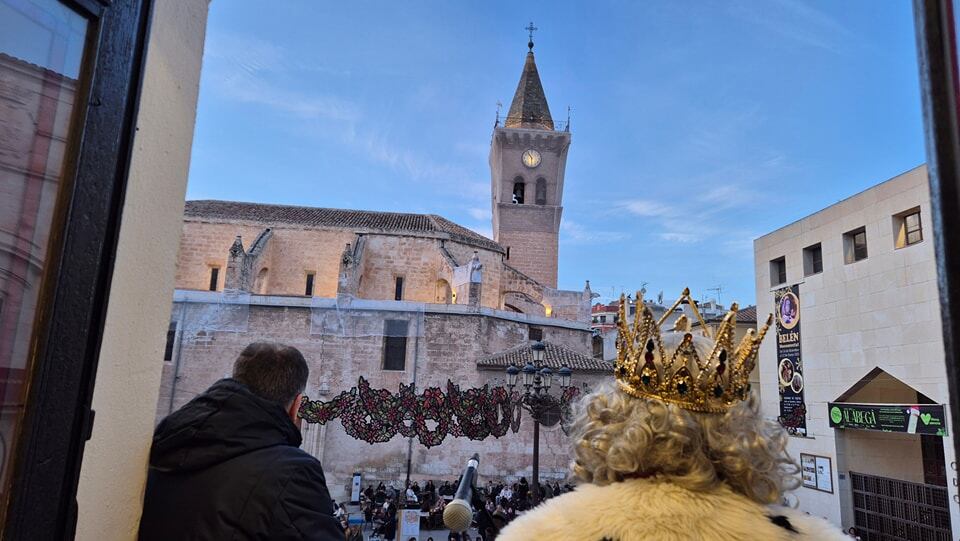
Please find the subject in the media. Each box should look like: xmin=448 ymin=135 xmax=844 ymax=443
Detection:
xmin=497 ymin=478 xmax=847 ymax=541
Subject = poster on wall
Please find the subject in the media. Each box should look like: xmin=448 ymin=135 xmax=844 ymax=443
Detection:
xmin=775 ymin=284 xmax=806 ymax=436
xmin=801 ymin=455 xmax=817 ymax=488
xmin=815 ymin=456 xmax=833 ymax=493
xmin=800 ymin=453 xmax=833 ymax=493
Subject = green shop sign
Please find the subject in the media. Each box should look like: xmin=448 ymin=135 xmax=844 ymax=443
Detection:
xmin=828 ymin=402 xmax=948 ymax=437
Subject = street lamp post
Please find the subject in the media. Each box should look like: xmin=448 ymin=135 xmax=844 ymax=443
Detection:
xmin=505 ymin=341 xmax=574 ymax=506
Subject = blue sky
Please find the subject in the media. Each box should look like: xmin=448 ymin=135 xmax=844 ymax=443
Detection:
xmin=187 ymin=0 xmax=925 ymax=306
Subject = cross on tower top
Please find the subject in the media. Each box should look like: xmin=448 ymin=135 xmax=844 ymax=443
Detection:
xmin=526 ymin=21 xmax=538 ymax=51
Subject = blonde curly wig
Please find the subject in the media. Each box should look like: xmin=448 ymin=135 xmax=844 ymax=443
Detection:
xmin=571 ymin=333 xmax=800 ymax=505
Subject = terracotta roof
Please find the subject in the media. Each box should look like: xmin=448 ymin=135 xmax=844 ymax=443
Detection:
xmin=476 ymin=341 xmax=612 ymax=373
xmin=693 ymin=305 xmax=759 ymax=325
xmin=504 ymin=51 xmax=554 ymax=130
xmin=184 ymin=200 xmax=504 ymax=253
xmin=736 ymin=305 xmax=758 ymax=323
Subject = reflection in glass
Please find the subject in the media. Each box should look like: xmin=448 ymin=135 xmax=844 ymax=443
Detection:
xmin=0 ymin=0 xmax=89 ymax=508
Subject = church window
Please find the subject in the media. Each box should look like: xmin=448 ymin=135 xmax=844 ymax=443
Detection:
xmin=383 ymin=320 xmax=409 ymax=370
xmin=535 ymin=178 xmax=547 ymax=205
xmin=512 ymin=180 xmax=525 ymax=204
xmin=208 ymin=267 xmax=219 ymax=291
xmin=436 ymin=279 xmax=452 ymax=303
xmin=528 ymin=326 xmax=543 ymax=341
xmin=163 ymin=321 xmax=177 ymax=361
xmin=395 ymin=276 xmax=404 ymax=300
xmin=254 ymin=267 xmax=269 ymax=294
xmin=506 ymin=247 xmax=510 ymax=260
xmin=305 ymin=272 xmax=315 ymax=296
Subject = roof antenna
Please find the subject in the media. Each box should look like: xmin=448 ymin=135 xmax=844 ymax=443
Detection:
xmin=526 ymin=21 xmax=538 ymax=51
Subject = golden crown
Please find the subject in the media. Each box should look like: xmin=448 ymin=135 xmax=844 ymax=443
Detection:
xmin=614 ymin=288 xmax=773 ymax=413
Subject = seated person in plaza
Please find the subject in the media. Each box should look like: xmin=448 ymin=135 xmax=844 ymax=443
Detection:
xmin=139 ymin=342 xmax=342 ymax=540
xmin=498 ymin=293 xmax=848 ymax=540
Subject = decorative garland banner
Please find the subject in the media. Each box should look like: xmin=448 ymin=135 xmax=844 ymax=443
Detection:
xmin=298 ymin=377 xmax=580 ymax=447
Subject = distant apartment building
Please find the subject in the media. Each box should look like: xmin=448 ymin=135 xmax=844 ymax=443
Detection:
xmin=590 ymin=294 xmax=733 ymax=362
xmin=754 ymin=165 xmax=957 ymax=540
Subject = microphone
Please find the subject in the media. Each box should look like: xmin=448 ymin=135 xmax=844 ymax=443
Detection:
xmin=443 ymin=453 xmax=480 ymax=532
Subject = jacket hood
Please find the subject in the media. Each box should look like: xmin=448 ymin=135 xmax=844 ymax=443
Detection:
xmin=150 ymin=379 xmax=302 ymax=472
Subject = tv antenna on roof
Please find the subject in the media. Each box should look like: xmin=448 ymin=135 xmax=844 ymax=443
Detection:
xmin=706 ymin=285 xmax=723 ymax=307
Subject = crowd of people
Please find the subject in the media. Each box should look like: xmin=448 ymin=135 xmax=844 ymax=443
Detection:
xmin=332 ymin=476 xmax=576 ymax=540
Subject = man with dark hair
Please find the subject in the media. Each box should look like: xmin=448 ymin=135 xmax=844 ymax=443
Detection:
xmin=139 ymin=342 xmax=342 ymax=540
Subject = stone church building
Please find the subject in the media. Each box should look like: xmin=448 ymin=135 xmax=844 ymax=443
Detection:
xmin=157 ymin=42 xmax=610 ymax=499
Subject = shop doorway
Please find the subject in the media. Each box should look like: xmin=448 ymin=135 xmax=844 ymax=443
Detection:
xmin=833 ymin=368 xmax=953 ymax=538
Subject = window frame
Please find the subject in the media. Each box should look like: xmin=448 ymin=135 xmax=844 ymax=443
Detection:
xmin=914 ymin=0 xmax=960 ymax=460
xmin=305 ymin=271 xmax=315 ymax=296
xmin=843 ymin=227 xmax=869 ymax=264
xmin=769 ymin=256 xmax=787 ymax=287
xmin=163 ymin=321 xmax=177 ymax=361
xmin=512 ymin=178 xmax=525 ymax=204
xmin=893 ymin=208 xmax=924 ymax=249
xmin=208 ymin=266 xmax=220 ymax=291
xmin=382 ymin=319 xmax=409 ymax=371
xmin=394 ymin=276 xmax=404 ymax=301
xmin=802 ymin=243 xmax=823 ymax=277
xmin=2 ymin=0 xmax=154 ymax=537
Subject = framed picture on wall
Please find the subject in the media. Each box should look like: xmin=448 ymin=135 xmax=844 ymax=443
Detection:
xmin=800 ymin=453 xmax=834 ymax=493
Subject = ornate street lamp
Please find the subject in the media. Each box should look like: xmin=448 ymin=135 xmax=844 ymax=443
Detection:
xmin=505 ymin=341 xmax=574 ymax=506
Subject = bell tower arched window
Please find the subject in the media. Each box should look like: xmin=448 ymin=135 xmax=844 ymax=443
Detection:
xmin=535 ymin=178 xmax=547 ymax=205
xmin=512 ymin=179 xmax=525 ymax=204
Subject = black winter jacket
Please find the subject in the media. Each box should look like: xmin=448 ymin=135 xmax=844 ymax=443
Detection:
xmin=139 ymin=379 xmax=343 ymax=540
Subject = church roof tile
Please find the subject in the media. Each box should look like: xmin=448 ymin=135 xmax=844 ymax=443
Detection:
xmin=504 ymin=51 xmax=554 ymax=130
xmin=184 ymin=200 xmax=504 ymax=253
xmin=477 ymin=341 xmax=612 ymax=373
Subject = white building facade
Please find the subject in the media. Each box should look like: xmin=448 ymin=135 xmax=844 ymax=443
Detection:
xmin=754 ymin=165 xmax=958 ymax=540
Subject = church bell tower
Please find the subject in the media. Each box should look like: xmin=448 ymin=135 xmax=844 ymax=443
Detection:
xmin=490 ymin=28 xmax=570 ymax=289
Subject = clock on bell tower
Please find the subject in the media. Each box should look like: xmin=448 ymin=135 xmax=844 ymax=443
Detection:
xmin=489 ymin=35 xmax=570 ymax=288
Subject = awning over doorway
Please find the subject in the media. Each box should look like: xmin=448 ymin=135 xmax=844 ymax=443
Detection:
xmin=828 ymin=368 xmax=948 ymax=437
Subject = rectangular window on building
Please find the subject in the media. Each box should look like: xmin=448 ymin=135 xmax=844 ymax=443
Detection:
xmin=163 ymin=321 xmax=177 ymax=361
xmin=394 ymin=276 xmax=404 ymax=301
xmin=305 ymin=272 xmax=315 ymax=296
xmin=528 ymin=326 xmax=543 ymax=341
xmin=769 ymin=256 xmax=786 ymax=287
xmin=629 ymin=305 xmax=636 ymax=316
xmin=208 ymin=267 xmax=219 ymax=291
xmin=600 ymin=315 xmax=607 ymax=323
xmin=893 ymin=208 xmax=923 ymax=249
xmin=843 ymin=227 xmax=868 ymax=263
xmin=802 ymin=243 xmax=823 ymax=276
xmin=383 ymin=320 xmax=409 ymax=370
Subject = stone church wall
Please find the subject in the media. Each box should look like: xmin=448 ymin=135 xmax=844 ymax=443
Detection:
xmin=158 ymin=294 xmax=602 ymax=499
xmin=176 ymin=220 xmax=509 ymax=309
